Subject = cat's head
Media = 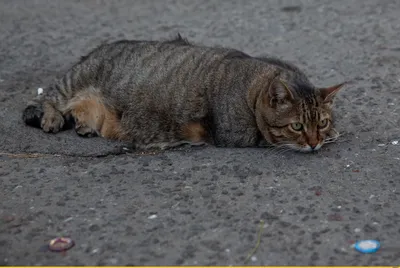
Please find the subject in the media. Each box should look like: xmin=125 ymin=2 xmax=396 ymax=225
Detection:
xmin=255 ymin=73 xmax=345 ymax=152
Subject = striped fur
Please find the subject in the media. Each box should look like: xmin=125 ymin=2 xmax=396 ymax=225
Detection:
xmin=22 ymin=35 xmax=344 ymax=151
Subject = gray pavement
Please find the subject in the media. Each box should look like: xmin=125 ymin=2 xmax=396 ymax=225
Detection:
xmin=1 ymin=0 xmax=400 ymax=265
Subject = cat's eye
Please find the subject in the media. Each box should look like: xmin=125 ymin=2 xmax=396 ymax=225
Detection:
xmin=290 ymin=122 xmax=303 ymax=131
xmin=318 ymin=119 xmax=329 ymax=129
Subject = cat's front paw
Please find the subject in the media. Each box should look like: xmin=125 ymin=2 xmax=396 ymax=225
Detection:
xmin=41 ymin=111 xmax=65 ymax=133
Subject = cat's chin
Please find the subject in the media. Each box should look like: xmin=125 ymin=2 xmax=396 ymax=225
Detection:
xmin=284 ymin=143 xmax=323 ymax=153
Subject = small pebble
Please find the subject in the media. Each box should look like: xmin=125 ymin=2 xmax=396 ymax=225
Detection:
xmin=378 ymin=144 xmax=386 ymax=147
xmin=148 ymin=214 xmax=157 ymax=219
xmin=251 ymin=256 xmax=257 ymax=262
xmin=108 ymin=258 xmax=118 ymax=265
xmin=327 ymin=213 xmax=343 ymax=221
xmin=354 ymin=228 xmax=361 ymax=233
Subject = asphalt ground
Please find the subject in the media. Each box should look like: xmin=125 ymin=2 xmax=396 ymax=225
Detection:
xmin=1 ymin=0 xmax=400 ymax=265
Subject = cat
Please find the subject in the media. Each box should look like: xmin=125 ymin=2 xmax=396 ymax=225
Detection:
xmin=22 ymin=34 xmax=345 ymax=152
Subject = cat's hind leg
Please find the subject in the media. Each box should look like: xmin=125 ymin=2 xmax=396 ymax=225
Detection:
xmin=65 ymin=90 xmax=127 ymax=140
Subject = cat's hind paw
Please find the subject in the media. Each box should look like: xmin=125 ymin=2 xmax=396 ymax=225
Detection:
xmin=75 ymin=124 xmax=98 ymax=138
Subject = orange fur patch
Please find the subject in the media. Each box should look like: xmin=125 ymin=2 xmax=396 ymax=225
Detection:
xmin=180 ymin=122 xmax=206 ymax=143
xmin=64 ymin=91 xmax=127 ymax=140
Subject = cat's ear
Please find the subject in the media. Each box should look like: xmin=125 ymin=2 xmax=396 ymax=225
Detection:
xmin=319 ymin=82 xmax=346 ymax=106
xmin=267 ymin=79 xmax=295 ymax=108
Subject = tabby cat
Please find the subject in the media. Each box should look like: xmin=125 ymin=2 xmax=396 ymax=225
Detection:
xmin=22 ymin=35 xmax=344 ymax=152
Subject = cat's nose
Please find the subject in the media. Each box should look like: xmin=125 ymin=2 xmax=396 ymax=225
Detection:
xmin=309 ymin=141 xmax=319 ymax=150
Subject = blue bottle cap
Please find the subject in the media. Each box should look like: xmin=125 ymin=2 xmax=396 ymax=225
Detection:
xmin=354 ymin=240 xmax=380 ymax=254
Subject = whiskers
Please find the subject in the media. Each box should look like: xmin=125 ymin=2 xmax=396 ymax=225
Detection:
xmin=264 ymin=132 xmax=351 ymax=157
xmin=323 ymin=132 xmax=350 ymax=145
xmin=264 ymin=142 xmax=298 ymax=157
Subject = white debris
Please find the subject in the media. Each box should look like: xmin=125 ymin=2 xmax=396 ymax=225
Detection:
xmin=369 ymin=194 xmax=375 ymax=199
xmin=346 ymin=164 xmax=350 ymax=167
xmin=13 ymin=185 xmax=22 ymax=190
xmin=391 ymin=140 xmax=399 ymax=145
xmin=225 ymin=248 xmax=231 ymax=253
xmin=63 ymin=217 xmax=73 ymax=223
xmin=37 ymin=87 xmax=43 ymax=95
xmin=378 ymin=144 xmax=386 ymax=147
xmin=91 ymin=248 xmax=99 ymax=254
xmin=251 ymin=256 xmax=257 ymax=262
xmin=337 ymin=206 xmax=342 ymax=209
xmin=171 ymin=202 xmax=180 ymax=209
xmin=148 ymin=214 xmax=158 ymax=219
xmin=354 ymin=228 xmax=361 ymax=233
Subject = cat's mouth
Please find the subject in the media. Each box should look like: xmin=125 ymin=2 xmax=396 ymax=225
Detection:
xmin=285 ymin=143 xmax=323 ymax=153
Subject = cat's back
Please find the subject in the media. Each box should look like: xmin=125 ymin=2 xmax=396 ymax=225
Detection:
xmin=81 ymin=36 xmax=249 ymax=84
